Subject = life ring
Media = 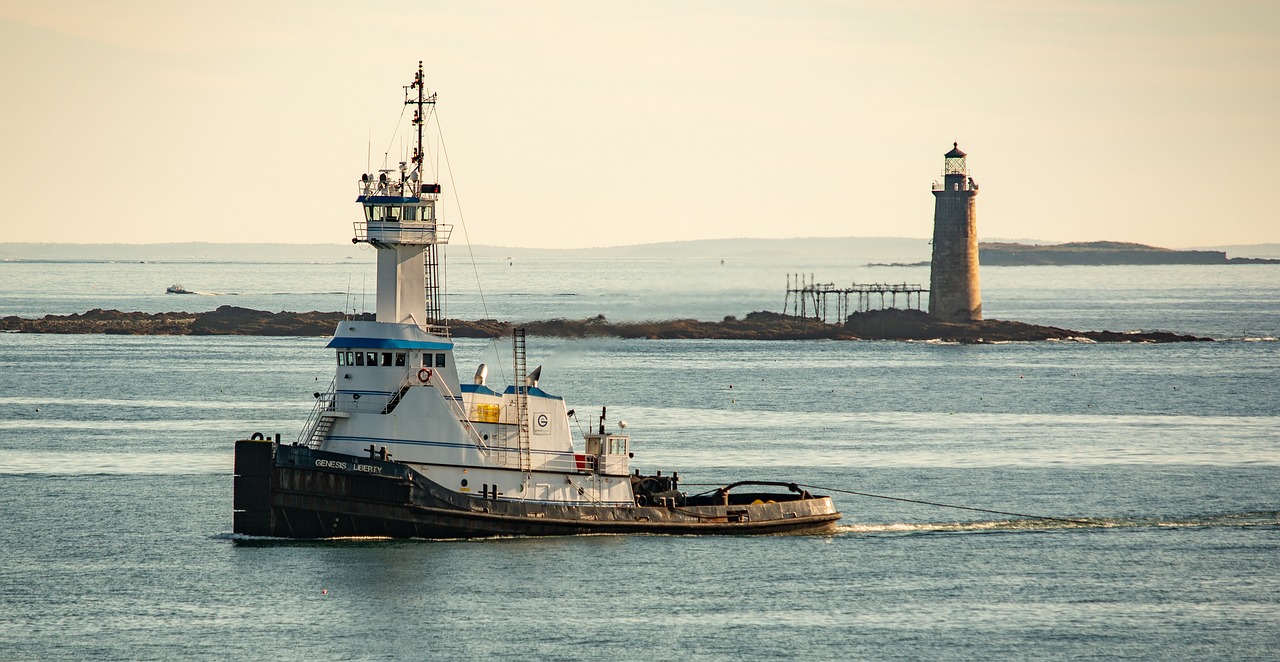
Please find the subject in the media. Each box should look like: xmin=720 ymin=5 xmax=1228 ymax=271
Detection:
xmin=418 ymin=368 xmax=433 ymax=383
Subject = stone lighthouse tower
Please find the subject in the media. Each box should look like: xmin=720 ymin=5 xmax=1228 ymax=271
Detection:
xmin=928 ymin=142 xmax=982 ymax=321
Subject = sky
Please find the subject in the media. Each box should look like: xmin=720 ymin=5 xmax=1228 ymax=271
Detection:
xmin=1 ymin=0 xmax=1277 ymax=249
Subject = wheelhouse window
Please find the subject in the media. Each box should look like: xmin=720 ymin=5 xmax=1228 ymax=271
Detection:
xmin=381 ymin=352 xmax=392 ymax=366
xmin=435 ymin=353 xmax=447 ymax=368
xmin=355 ymin=352 xmax=365 ymax=366
xmin=394 ymin=352 xmax=406 ymax=367
xmin=366 ymin=352 xmax=377 ymax=366
xmin=403 ymin=206 xmax=417 ymax=221
xmin=337 ymin=351 xmax=346 ymax=366
xmin=384 ymin=206 xmax=401 ymax=222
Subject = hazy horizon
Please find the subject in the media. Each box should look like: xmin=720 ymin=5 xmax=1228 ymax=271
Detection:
xmin=2 ymin=1 xmax=1277 ymax=249
xmin=4 ymin=236 xmax=1279 ymax=262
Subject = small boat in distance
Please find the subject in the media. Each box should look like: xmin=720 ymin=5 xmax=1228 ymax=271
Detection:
xmin=231 ymin=62 xmax=841 ymax=539
xmin=166 ymin=284 xmax=192 ymax=294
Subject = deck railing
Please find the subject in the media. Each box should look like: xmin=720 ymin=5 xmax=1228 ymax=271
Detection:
xmin=424 ymin=371 xmax=499 ymax=461
xmin=353 ymin=221 xmax=453 ymax=245
xmin=297 ymin=376 xmax=337 ymax=447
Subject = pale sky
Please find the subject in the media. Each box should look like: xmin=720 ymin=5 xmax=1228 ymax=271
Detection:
xmin=1 ymin=0 xmax=1277 ymax=249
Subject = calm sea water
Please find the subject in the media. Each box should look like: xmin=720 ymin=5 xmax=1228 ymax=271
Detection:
xmin=1 ymin=257 xmax=1278 ymax=659
xmin=2 ymin=255 xmax=1278 ymax=339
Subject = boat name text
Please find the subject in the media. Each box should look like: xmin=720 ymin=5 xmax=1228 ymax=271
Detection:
xmin=315 ymin=459 xmax=385 ymax=475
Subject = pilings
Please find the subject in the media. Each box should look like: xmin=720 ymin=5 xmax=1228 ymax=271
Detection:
xmin=784 ymin=274 xmax=927 ymax=324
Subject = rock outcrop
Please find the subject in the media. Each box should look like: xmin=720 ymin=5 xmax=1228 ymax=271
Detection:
xmin=844 ymin=308 xmax=1210 ymax=343
xmin=0 ymin=305 xmax=1212 ymax=342
xmin=978 ymin=241 xmax=1279 ymax=266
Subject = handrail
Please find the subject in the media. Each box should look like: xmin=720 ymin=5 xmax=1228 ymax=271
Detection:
xmin=353 ymin=221 xmax=453 ymax=245
xmin=528 ymin=452 xmax=594 ymax=474
xmin=690 ymin=480 xmax=814 ymax=500
xmin=564 ymin=474 xmax=604 ymax=504
xmin=297 ymin=376 xmax=337 ymax=447
xmin=419 ymin=369 xmax=497 ymax=460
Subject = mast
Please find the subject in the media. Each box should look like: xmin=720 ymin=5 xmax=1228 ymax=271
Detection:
xmin=353 ymin=62 xmax=451 ymax=333
xmin=406 ymin=61 xmax=445 ymax=328
xmin=407 ymin=61 xmax=429 ymax=189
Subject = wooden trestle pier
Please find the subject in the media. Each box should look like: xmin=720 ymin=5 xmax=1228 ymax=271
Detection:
xmin=784 ymin=274 xmax=927 ymax=324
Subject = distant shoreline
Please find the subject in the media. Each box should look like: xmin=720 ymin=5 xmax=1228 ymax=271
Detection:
xmin=977 ymin=241 xmax=1279 ymax=266
xmin=867 ymin=241 xmax=1280 ymax=267
xmin=0 ymin=306 xmax=1213 ymax=343
xmin=3 ymin=238 xmax=1278 ymax=263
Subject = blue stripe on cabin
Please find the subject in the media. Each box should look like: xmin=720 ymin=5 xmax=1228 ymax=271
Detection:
xmin=502 ymin=385 xmax=563 ymax=400
xmin=326 ymin=337 xmax=454 ymax=350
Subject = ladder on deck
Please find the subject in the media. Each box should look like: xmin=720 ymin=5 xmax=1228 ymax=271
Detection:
xmin=423 ymin=243 xmax=445 ymax=333
xmin=306 ymin=414 xmax=337 ymax=449
xmin=298 ymin=378 xmax=339 ymax=449
xmin=513 ymin=329 xmax=532 ymax=472
xmin=381 ymin=385 xmax=411 ymax=414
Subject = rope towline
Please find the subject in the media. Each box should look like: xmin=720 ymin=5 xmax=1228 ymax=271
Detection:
xmin=795 ymin=483 xmax=1092 ymax=525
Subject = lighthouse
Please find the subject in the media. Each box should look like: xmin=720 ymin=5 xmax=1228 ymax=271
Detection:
xmin=928 ymin=143 xmax=982 ymax=321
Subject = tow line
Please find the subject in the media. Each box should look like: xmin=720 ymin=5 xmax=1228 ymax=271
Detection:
xmin=794 ymin=483 xmax=1093 ymax=525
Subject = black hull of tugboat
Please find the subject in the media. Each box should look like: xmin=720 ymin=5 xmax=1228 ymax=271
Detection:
xmin=233 ymin=440 xmax=841 ymax=539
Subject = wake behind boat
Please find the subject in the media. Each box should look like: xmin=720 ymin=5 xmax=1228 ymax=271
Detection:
xmin=232 ymin=63 xmax=841 ymax=539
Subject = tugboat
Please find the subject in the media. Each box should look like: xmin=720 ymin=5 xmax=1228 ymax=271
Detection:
xmin=232 ymin=63 xmax=841 ymax=538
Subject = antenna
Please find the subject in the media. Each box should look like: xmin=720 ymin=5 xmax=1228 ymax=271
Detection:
xmin=406 ymin=60 xmax=436 ymax=194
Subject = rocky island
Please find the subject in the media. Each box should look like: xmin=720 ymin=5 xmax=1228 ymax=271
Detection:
xmin=980 ymin=241 xmax=1279 ymax=266
xmin=842 ymin=309 xmax=1208 ymax=343
xmin=0 ymin=305 xmax=1211 ymax=343
xmin=870 ymin=241 xmax=1279 ymax=267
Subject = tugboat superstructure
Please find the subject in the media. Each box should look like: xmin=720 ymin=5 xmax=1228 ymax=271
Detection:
xmin=233 ymin=63 xmax=840 ymax=538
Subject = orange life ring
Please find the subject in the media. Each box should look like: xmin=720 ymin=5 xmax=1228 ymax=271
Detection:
xmin=418 ymin=368 xmax=433 ymax=383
